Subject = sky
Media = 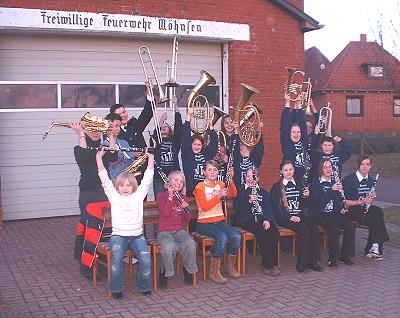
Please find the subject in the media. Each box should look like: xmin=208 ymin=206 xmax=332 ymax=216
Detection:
xmin=304 ymin=0 xmax=400 ymax=61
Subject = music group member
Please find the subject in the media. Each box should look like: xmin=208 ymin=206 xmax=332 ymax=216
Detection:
xmin=232 ymin=128 xmax=264 ymax=192
xmin=102 ymin=112 xmax=136 ymax=182
xmin=181 ymin=106 xmax=218 ymax=197
xmin=343 ymin=155 xmax=389 ymax=260
xmin=193 ymin=160 xmax=241 ymax=283
xmin=220 ymin=114 xmax=239 ymax=156
xmin=109 ymin=82 xmax=154 ymax=183
xmin=280 ymin=93 xmax=308 ymax=180
xmin=312 ymin=133 xmax=353 ymax=182
xmin=270 ymin=161 xmax=323 ymax=273
xmin=150 ymin=95 xmax=183 ymax=197
xmin=309 ymin=159 xmax=356 ymax=268
xmin=234 ymin=167 xmax=280 ymax=275
xmin=96 ymin=148 xmax=154 ymax=299
xmin=305 ymin=98 xmax=319 ymax=138
xmin=156 ymin=171 xmax=197 ymax=289
xmin=70 ymin=122 xmax=117 ymax=279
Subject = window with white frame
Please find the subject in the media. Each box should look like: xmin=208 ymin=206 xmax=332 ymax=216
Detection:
xmin=346 ymin=96 xmax=363 ymax=116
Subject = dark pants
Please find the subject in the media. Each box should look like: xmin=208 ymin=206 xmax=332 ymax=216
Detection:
xmin=312 ymin=214 xmax=356 ymax=261
xmin=278 ymin=215 xmax=321 ymax=267
xmin=240 ymin=220 xmax=280 ymax=269
xmin=347 ymin=205 xmax=389 ymax=254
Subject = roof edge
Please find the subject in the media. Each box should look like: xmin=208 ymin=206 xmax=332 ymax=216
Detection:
xmin=269 ymin=0 xmax=323 ymax=32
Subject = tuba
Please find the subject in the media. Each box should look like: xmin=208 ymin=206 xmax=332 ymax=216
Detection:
xmin=42 ymin=112 xmax=109 ymax=140
xmin=317 ymin=102 xmax=333 ymax=137
xmin=233 ymin=83 xmax=262 ymax=147
xmin=187 ymin=70 xmax=216 ymax=135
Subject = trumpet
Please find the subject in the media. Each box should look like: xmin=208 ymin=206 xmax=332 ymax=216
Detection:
xmin=318 ymin=102 xmax=332 ymax=137
xmin=124 ymin=153 xmax=148 ymax=177
xmin=232 ymin=83 xmax=262 ymax=147
xmin=42 ymin=112 xmax=110 ymax=140
xmin=187 ymin=70 xmax=216 ymax=135
xmin=300 ymin=78 xmax=312 ymax=115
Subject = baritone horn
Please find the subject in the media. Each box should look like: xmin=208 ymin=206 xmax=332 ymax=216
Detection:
xmin=187 ymin=70 xmax=216 ymax=135
xmin=318 ymin=102 xmax=332 ymax=137
xmin=42 ymin=112 xmax=110 ymax=140
xmin=232 ymin=83 xmax=262 ymax=147
xmin=285 ymin=67 xmax=305 ymax=101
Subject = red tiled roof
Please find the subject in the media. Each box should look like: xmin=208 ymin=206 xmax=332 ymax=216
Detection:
xmin=311 ymin=40 xmax=400 ymax=92
xmin=305 ymin=46 xmax=330 ymax=88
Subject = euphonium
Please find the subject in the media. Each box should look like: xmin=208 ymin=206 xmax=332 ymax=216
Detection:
xmin=233 ymin=83 xmax=262 ymax=147
xmin=42 ymin=112 xmax=109 ymax=140
xmin=187 ymin=70 xmax=216 ymax=135
xmin=318 ymin=102 xmax=333 ymax=137
xmin=285 ymin=67 xmax=305 ymax=101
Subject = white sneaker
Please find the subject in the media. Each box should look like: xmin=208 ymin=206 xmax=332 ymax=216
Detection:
xmin=369 ymin=243 xmax=379 ymax=254
xmin=366 ymin=252 xmax=383 ymax=261
xmin=123 ymin=256 xmax=138 ymax=264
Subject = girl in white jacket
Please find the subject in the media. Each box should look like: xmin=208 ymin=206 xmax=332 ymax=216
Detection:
xmin=96 ymin=148 xmax=154 ymax=299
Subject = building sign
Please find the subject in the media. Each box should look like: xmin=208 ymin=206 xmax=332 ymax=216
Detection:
xmin=0 ymin=7 xmax=250 ymax=41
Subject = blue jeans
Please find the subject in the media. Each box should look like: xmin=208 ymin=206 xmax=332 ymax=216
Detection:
xmin=196 ymin=221 xmax=241 ymax=259
xmin=109 ymin=235 xmax=151 ymax=293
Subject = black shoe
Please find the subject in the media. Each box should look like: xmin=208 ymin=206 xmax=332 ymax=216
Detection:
xmin=158 ymin=270 xmax=168 ymax=289
xmin=142 ymin=290 xmax=152 ymax=296
xmin=328 ymin=260 xmax=338 ymax=269
xmin=339 ymin=258 xmax=354 ymax=266
xmin=183 ymin=267 xmax=193 ymax=285
xmin=296 ymin=264 xmax=309 ymax=273
xmin=308 ymin=262 xmax=324 ymax=272
xmin=112 ymin=292 xmax=123 ymax=299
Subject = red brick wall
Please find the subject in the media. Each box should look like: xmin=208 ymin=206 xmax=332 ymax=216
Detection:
xmin=2 ymin=0 xmax=306 ymax=189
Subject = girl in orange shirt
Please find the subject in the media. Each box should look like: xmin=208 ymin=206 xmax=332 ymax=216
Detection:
xmin=193 ymin=160 xmax=240 ymax=283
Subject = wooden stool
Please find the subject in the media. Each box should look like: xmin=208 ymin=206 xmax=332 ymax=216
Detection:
xmin=277 ymin=226 xmax=297 ymax=269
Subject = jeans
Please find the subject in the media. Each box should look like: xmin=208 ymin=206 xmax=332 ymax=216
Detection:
xmin=157 ymin=230 xmax=198 ymax=277
xmin=196 ymin=221 xmax=241 ymax=259
xmin=109 ymin=235 xmax=151 ymax=293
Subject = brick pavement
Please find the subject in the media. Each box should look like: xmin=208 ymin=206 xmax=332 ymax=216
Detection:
xmin=1 ymin=216 xmax=399 ymax=318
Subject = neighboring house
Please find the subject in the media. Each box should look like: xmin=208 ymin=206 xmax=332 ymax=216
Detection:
xmin=0 ymin=1 xmax=321 ymax=220
xmin=307 ymin=34 xmax=400 ymax=153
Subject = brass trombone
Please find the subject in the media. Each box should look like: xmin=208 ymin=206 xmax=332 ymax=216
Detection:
xmin=317 ymin=102 xmax=333 ymax=137
xmin=138 ymin=45 xmax=166 ymax=143
xmin=164 ymin=37 xmax=180 ymax=125
xmin=42 ymin=112 xmax=110 ymax=140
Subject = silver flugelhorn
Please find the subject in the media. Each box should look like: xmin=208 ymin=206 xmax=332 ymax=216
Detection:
xmin=318 ymin=102 xmax=332 ymax=137
xmin=138 ymin=46 xmax=165 ymax=143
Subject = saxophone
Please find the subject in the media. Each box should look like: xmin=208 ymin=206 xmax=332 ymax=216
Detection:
xmin=124 ymin=154 xmax=148 ymax=177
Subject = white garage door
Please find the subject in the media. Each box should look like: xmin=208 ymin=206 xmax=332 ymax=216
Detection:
xmin=0 ymin=33 xmax=223 ymax=220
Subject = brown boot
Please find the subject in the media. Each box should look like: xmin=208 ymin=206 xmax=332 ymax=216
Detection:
xmin=227 ymin=254 xmax=240 ymax=278
xmin=209 ymin=257 xmax=227 ymax=284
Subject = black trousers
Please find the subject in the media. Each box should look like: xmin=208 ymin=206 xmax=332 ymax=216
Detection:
xmin=347 ymin=205 xmax=389 ymax=254
xmin=240 ymin=219 xmax=280 ymax=269
xmin=312 ymin=214 xmax=356 ymax=261
xmin=278 ymin=215 xmax=321 ymax=267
